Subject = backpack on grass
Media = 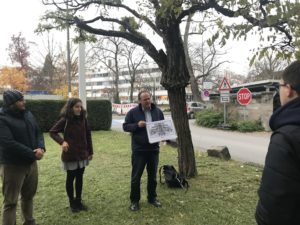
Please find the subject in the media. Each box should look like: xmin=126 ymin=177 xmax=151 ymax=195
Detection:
xmin=159 ymin=165 xmax=189 ymax=191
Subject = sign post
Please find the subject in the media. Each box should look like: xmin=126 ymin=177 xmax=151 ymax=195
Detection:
xmin=237 ymin=88 xmax=252 ymax=120
xmin=219 ymin=77 xmax=231 ymax=126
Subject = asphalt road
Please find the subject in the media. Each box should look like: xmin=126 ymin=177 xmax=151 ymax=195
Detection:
xmin=112 ymin=116 xmax=270 ymax=165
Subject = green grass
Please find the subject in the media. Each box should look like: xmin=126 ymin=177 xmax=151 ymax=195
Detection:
xmin=1 ymin=131 xmax=261 ymax=225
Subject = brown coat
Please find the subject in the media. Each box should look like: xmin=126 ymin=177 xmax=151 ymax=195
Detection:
xmin=49 ymin=116 xmax=93 ymax=162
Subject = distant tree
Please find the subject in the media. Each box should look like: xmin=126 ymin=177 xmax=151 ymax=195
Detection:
xmin=7 ymin=33 xmax=30 ymax=71
xmin=0 ymin=67 xmax=28 ymax=91
xmin=53 ymin=84 xmax=78 ymax=99
xmin=87 ymin=36 xmax=124 ymax=103
xmin=246 ymin=50 xmax=289 ymax=82
xmin=122 ymin=43 xmax=147 ymax=103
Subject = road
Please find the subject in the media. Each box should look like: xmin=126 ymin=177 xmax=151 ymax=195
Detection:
xmin=112 ymin=116 xmax=270 ymax=165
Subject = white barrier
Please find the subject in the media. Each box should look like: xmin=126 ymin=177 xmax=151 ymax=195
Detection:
xmin=112 ymin=103 xmax=138 ymax=115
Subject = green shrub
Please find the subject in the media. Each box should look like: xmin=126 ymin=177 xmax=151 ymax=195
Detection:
xmin=87 ymin=100 xmax=112 ymax=131
xmin=0 ymin=99 xmax=111 ymax=131
xmin=237 ymin=120 xmax=264 ymax=132
xmin=195 ymin=109 xmax=223 ymax=127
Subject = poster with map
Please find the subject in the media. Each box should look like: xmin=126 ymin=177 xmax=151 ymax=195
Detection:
xmin=146 ymin=119 xmax=177 ymax=144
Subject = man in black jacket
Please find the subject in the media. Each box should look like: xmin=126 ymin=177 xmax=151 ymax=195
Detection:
xmin=0 ymin=89 xmax=45 ymax=225
xmin=256 ymin=60 xmax=300 ymax=225
xmin=123 ymin=90 xmax=164 ymax=211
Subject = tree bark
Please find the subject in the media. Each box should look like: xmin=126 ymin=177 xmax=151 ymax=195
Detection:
xmin=168 ymin=87 xmax=197 ymax=178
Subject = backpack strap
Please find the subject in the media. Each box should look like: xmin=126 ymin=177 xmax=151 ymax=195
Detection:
xmin=159 ymin=166 xmax=165 ymax=184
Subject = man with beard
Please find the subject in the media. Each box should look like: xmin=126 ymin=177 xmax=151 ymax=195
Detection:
xmin=0 ymin=89 xmax=45 ymax=225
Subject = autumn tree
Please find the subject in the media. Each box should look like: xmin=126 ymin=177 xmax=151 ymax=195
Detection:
xmin=42 ymin=0 xmax=300 ymax=177
xmin=0 ymin=67 xmax=28 ymax=91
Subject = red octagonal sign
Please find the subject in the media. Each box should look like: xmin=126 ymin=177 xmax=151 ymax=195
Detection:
xmin=237 ymin=88 xmax=252 ymax=105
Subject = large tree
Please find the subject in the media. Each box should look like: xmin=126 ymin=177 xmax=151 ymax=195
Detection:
xmin=42 ymin=0 xmax=299 ymax=177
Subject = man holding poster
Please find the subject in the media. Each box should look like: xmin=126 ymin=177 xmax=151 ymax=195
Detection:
xmin=123 ymin=90 xmax=164 ymax=211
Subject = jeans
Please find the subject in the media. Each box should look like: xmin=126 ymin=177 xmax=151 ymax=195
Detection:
xmin=130 ymin=151 xmax=159 ymax=203
xmin=0 ymin=162 xmax=38 ymax=225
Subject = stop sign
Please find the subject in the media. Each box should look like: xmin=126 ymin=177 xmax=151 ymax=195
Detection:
xmin=237 ymin=88 xmax=252 ymax=105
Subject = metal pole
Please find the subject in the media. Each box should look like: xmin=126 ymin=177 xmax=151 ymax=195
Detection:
xmin=223 ymin=103 xmax=226 ymax=125
xmin=66 ymin=3 xmax=72 ymax=98
xmin=79 ymin=41 xmax=86 ymax=109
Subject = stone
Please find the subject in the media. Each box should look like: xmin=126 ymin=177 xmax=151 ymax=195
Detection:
xmin=207 ymin=146 xmax=231 ymax=160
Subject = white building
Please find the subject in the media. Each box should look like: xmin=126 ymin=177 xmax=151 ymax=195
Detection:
xmin=85 ymin=67 xmax=170 ymax=104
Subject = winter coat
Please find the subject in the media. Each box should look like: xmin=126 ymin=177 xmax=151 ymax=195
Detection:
xmin=0 ymin=107 xmax=45 ymax=165
xmin=49 ymin=116 xmax=93 ymax=162
xmin=256 ymin=96 xmax=300 ymax=225
xmin=123 ymin=103 xmax=164 ymax=152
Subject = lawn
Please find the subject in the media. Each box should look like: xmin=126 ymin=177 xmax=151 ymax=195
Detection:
xmin=1 ymin=131 xmax=261 ymax=225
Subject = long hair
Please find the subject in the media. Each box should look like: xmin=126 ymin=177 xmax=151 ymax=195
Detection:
xmin=60 ymin=98 xmax=86 ymax=119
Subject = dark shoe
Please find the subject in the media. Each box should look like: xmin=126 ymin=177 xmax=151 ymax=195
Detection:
xmin=148 ymin=199 xmax=162 ymax=208
xmin=69 ymin=199 xmax=80 ymax=213
xmin=76 ymin=199 xmax=88 ymax=211
xmin=129 ymin=202 xmax=140 ymax=211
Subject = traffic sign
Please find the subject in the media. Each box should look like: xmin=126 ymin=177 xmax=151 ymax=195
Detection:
xmin=219 ymin=77 xmax=231 ymax=91
xmin=220 ymin=96 xmax=230 ymax=103
xmin=237 ymin=88 xmax=252 ymax=105
xmin=203 ymin=89 xmax=209 ymax=97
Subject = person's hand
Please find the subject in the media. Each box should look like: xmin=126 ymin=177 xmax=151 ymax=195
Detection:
xmin=138 ymin=120 xmax=146 ymax=128
xmin=34 ymin=148 xmax=44 ymax=160
xmin=88 ymin=155 xmax=93 ymax=161
xmin=61 ymin=141 xmax=69 ymax=152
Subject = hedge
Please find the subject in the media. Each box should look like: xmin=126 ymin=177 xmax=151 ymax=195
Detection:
xmin=0 ymin=99 xmax=112 ymax=132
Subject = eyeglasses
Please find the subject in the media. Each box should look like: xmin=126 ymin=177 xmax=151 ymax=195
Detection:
xmin=279 ymin=83 xmax=287 ymax=87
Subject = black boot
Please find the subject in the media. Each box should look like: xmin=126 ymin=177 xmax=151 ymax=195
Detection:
xmin=69 ymin=199 xmax=80 ymax=213
xmin=75 ymin=198 xmax=88 ymax=211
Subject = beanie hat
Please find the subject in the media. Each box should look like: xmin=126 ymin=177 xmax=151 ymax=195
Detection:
xmin=3 ymin=89 xmax=24 ymax=106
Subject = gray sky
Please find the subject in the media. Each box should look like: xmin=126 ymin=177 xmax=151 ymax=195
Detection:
xmin=0 ymin=0 xmax=254 ymax=76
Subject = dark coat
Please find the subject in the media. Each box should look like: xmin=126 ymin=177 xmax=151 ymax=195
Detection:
xmin=0 ymin=107 xmax=45 ymax=165
xmin=123 ymin=103 xmax=164 ymax=152
xmin=49 ymin=116 xmax=93 ymax=162
xmin=256 ymin=97 xmax=300 ymax=225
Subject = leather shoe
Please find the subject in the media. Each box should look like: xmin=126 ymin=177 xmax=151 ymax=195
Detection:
xmin=148 ymin=199 xmax=162 ymax=208
xmin=129 ymin=202 xmax=139 ymax=211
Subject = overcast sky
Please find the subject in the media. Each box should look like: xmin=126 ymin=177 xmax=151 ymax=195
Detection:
xmin=0 ymin=0 xmax=256 ymax=76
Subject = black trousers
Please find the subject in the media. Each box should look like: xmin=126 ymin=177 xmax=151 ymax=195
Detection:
xmin=66 ymin=167 xmax=85 ymax=201
xmin=130 ymin=151 xmax=159 ymax=203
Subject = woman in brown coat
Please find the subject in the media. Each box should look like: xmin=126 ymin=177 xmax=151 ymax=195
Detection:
xmin=50 ymin=98 xmax=93 ymax=213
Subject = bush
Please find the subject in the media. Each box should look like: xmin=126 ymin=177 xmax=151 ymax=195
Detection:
xmin=0 ymin=99 xmax=112 ymax=131
xmin=195 ymin=109 xmax=223 ymax=128
xmin=237 ymin=120 xmax=264 ymax=132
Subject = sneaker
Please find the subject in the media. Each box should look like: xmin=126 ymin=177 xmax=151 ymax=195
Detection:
xmin=148 ymin=199 xmax=162 ymax=208
xmin=129 ymin=202 xmax=140 ymax=211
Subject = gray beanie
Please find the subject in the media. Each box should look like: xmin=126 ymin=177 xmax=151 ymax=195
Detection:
xmin=3 ymin=89 xmax=24 ymax=106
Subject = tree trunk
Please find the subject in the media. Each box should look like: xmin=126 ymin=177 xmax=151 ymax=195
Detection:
xmin=168 ymin=87 xmax=197 ymax=178
xmin=130 ymin=81 xmax=134 ymax=103
xmin=183 ymin=13 xmax=202 ymax=102
xmin=160 ymin=23 xmax=197 ymax=178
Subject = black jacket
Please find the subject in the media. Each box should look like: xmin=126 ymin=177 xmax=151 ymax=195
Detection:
xmin=0 ymin=107 xmax=45 ymax=165
xmin=123 ymin=103 xmax=164 ymax=152
xmin=256 ymin=97 xmax=300 ymax=225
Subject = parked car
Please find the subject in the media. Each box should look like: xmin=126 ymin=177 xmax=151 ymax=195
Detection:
xmin=186 ymin=102 xmax=207 ymax=119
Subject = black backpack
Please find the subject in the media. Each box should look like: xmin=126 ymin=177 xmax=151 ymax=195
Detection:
xmin=159 ymin=165 xmax=189 ymax=191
